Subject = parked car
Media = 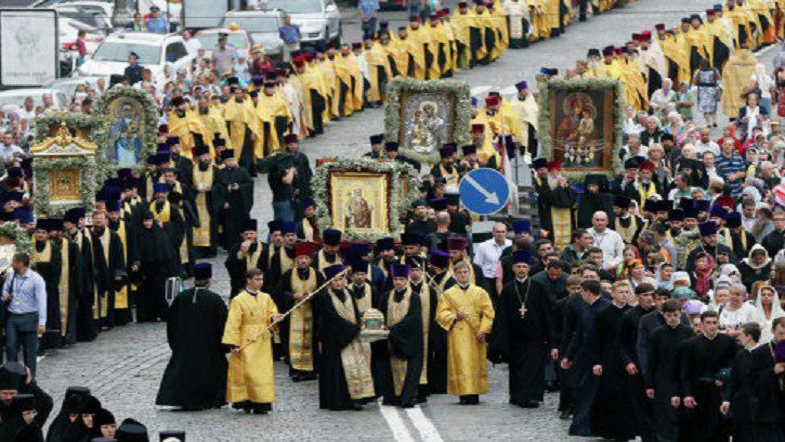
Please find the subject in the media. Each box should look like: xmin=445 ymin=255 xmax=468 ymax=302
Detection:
xmin=74 ymin=32 xmax=193 ymax=83
xmin=44 ymin=76 xmax=106 ymax=100
xmin=55 ymin=5 xmax=111 ymax=53
xmin=33 ymin=0 xmax=135 ymax=27
xmin=194 ymin=28 xmax=252 ymax=61
xmin=0 ymin=89 xmax=69 ymax=111
xmin=264 ymin=0 xmax=341 ymax=48
xmin=219 ymin=10 xmax=284 ymax=62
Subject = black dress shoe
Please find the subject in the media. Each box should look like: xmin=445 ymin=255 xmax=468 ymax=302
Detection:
xmin=523 ymin=401 xmax=540 ymax=408
xmin=544 ymin=381 xmax=558 ymax=392
xmin=559 ymin=409 xmax=572 ymax=420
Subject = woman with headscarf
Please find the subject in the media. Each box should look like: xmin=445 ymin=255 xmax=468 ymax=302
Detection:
xmin=132 ymin=209 xmax=179 ymax=323
xmin=738 ymin=244 xmax=773 ymax=293
xmin=735 ymin=93 xmax=769 ymax=141
xmin=689 ymin=252 xmax=716 ymax=302
xmin=654 ymin=262 xmax=674 ymax=290
xmin=752 ymin=285 xmax=785 ymax=344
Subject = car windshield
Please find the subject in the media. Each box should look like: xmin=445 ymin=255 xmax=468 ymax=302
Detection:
xmin=222 ymin=16 xmax=280 ymax=33
xmin=195 ymin=32 xmax=248 ymax=49
xmin=57 ymin=9 xmax=108 ymax=28
xmin=267 ymin=0 xmax=322 ymax=14
xmin=92 ymin=41 xmax=159 ymax=64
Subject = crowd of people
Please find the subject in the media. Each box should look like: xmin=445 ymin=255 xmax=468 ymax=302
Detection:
xmin=0 ymin=0 xmax=783 ymax=440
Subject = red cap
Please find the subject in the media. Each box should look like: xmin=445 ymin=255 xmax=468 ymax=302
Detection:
xmin=715 ymin=196 xmax=735 ymax=209
xmin=471 ymin=123 xmax=485 ymax=134
xmin=295 ymin=242 xmax=316 ymax=257
xmin=654 ymin=23 xmax=665 ymax=31
xmin=485 ymin=95 xmax=500 ymax=107
xmin=292 ymin=57 xmax=305 ymax=68
xmin=437 ymin=9 xmax=448 ymax=18
xmin=410 ymin=15 xmax=420 ymax=22
xmin=639 ymin=160 xmax=655 ymax=171
xmin=447 ymin=237 xmax=468 ymax=251
xmin=546 ymin=160 xmax=562 ymax=171
xmin=641 ymin=30 xmax=652 ymax=41
xmin=632 ymin=33 xmax=642 ymax=41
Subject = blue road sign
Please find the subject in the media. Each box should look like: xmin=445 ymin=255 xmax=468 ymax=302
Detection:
xmin=459 ymin=168 xmax=510 ymax=215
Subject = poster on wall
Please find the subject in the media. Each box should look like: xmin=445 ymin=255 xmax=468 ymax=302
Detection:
xmin=0 ymin=9 xmax=59 ymax=88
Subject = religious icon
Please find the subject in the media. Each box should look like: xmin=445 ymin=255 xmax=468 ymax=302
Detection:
xmin=107 ymin=97 xmax=144 ymax=167
xmin=398 ymin=91 xmax=457 ymax=163
xmin=343 ymin=188 xmax=374 ymax=229
xmin=409 ymin=101 xmax=446 ymax=154
xmin=545 ymin=82 xmax=619 ymax=174
xmin=329 ymin=170 xmax=390 ymax=235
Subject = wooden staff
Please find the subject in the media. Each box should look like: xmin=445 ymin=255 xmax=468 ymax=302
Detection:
xmin=423 ymin=271 xmax=478 ymax=334
xmin=237 ymin=268 xmax=349 ymax=352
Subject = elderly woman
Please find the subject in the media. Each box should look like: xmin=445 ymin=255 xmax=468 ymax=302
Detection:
xmin=718 ymin=283 xmax=756 ymax=337
xmin=693 ymin=58 xmax=722 ymax=126
xmin=664 ymin=111 xmax=686 ymax=141
xmin=735 ymin=93 xmax=769 ymax=141
xmin=639 ymin=116 xmax=664 ymax=146
xmin=650 ymin=78 xmax=676 ymax=121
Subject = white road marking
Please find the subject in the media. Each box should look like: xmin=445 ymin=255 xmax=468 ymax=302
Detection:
xmin=379 ymin=403 xmax=416 ymax=442
xmin=406 ymin=406 xmax=445 ymax=442
xmin=36 ymin=355 xmax=45 ymax=363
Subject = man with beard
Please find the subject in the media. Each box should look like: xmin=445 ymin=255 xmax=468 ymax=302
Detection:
xmin=645 ymin=299 xmax=695 ymax=442
xmin=106 ymin=200 xmax=134 ymax=326
xmin=405 ymin=200 xmax=436 ymax=235
xmin=685 ymin=220 xmax=735 ymax=272
xmin=89 ymin=211 xmax=125 ymax=330
xmin=613 ymin=195 xmax=645 ymax=245
xmin=214 ymin=149 xmax=253 ymax=251
xmin=166 ymin=135 xmax=194 ymax=188
xmin=156 ymin=263 xmax=228 ymax=411
xmin=508 ymin=81 xmax=539 ymax=156
xmin=30 ymin=219 xmax=62 ymax=354
xmin=225 ymin=219 xmax=268 ymax=298
xmin=531 ymin=159 xmax=575 ymax=248
xmin=222 ymin=86 xmax=263 ymax=174
xmin=132 ymin=209 xmax=178 ymax=322
xmin=268 ymin=221 xmax=298 ymax=358
xmin=374 ymin=237 xmax=397 ymax=278
xmin=191 ymin=141 xmax=219 ymax=259
xmin=293 ymin=56 xmax=327 ymax=136
xmin=747 ymin=317 xmax=785 ymax=441
xmin=317 ymin=264 xmax=376 ymax=410
xmin=148 ymin=183 xmax=185 ymax=276
xmin=492 ymin=250 xmax=555 ymax=408
xmin=47 ymin=219 xmax=81 ymax=348
xmin=62 ymin=208 xmax=97 ymax=342
xmin=167 ymin=96 xmax=208 ymax=160
xmin=678 ymin=310 xmax=739 ymax=441
xmin=193 ymin=96 xmax=230 ymax=150
xmin=426 ymin=250 xmax=456 ymax=395
xmin=278 ymin=241 xmax=322 ymax=382
xmin=313 ymin=229 xmax=342 ymax=276
xmin=0 ymin=362 xmax=53 ymax=437
xmin=431 ymin=144 xmax=460 ymax=189
xmin=255 ymin=77 xmax=290 ymax=158
xmin=379 ymin=263 xmax=424 ymax=408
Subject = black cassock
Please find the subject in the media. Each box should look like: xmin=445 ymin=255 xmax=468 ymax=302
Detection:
xmin=645 ymin=323 xmax=694 ymax=442
xmin=156 ymin=287 xmax=228 ymax=409
xmin=33 ymin=240 xmax=62 ymax=350
xmin=749 ymin=341 xmax=785 ymax=442
xmin=90 ymin=228 xmax=126 ymax=329
xmin=225 ymin=240 xmax=270 ymax=298
xmin=70 ymin=229 xmax=97 ymax=342
xmin=317 ymin=288 xmax=366 ymax=411
xmin=588 ymin=303 xmax=638 ymax=441
xmin=378 ymin=288 xmax=423 ymax=407
xmin=133 ymin=224 xmax=179 ymax=323
xmin=725 ymin=348 xmax=756 ymax=442
xmin=491 ymin=277 xmax=554 ymax=405
xmin=427 ymin=271 xmax=456 ymax=394
xmin=58 ymin=237 xmax=82 ymax=346
xmin=679 ymin=333 xmax=739 ymax=442
xmin=214 ymin=165 xmax=253 ymax=250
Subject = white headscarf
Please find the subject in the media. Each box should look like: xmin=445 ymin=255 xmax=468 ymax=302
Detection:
xmin=753 ymin=285 xmax=785 ymax=344
xmin=655 ymin=262 xmax=673 ymax=290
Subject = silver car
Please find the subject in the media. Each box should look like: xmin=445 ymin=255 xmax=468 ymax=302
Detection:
xmin=263 ymin=0 xmax=341 ymax=47
xmin=221 ymin=10 xmax=285 ymax=62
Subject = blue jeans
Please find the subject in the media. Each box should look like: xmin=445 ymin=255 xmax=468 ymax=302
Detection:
xmin=6 ymin=312 xmax=39 ymax=376
xmin=273 ymin=201 xmax=295 ymax=222
xmin=407 ymin=3 xmax=421 ymax=18
xmin=361 ymin=16 xmax=378 ymax=36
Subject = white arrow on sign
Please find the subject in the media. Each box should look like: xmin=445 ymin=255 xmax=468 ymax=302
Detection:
xmin=463 ymin=174 xmax=500 ymax=205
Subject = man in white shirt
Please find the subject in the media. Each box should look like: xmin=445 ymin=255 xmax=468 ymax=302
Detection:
xmin=620 ymin=133 xmax=648 ymax=163
xmin=473 ymin=222 xmax=512 ymax=294
xmin=693 ymin=127 xmax=720 ymax=158
xmin=17 ymin=97 xmax=36 ymax=123
xmin=702 ymin=151 xmax=723 ymax=184
xmin=585 ymin=211 xmax=625 ymax=271
xmin=182 ymin=29 xmax=203 ymax=56
xmin=0 ymin=131 xmax=23 ymax=163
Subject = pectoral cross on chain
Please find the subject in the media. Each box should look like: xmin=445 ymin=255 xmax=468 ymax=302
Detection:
xmin=519 ymin=305 xmax=527 ymax=318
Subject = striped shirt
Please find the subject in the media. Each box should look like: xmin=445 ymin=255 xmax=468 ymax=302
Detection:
xmin=715 ymin=151 xmax=746 ymax=197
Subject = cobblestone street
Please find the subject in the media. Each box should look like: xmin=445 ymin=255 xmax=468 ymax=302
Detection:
xmin=34 ymin=1 xmax=780 ymax=440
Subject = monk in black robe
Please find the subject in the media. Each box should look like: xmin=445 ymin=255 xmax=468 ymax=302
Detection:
xmin=63 ymin=208 xmax=97 ymax=343
xmin=225 ymin=219 xmax=269 ymax=297
xmin=132 ymin=210 xmax=179 ymax=323
xmin=720 ymin=323 xmax=760 ymax=442
xmin=214 ymin=150 xmax=253 ymax=251
xmin=748 ymin=318 xmax=785 ymax=442
xmin=576 ymin=174 xmax=614 ymax=229
xmin=379 ymin=264 xmax=423 ymax=408
xmin=679 ymin=311 xmax=739 ymax=442
xmin=90 ymin=211 xmax=126 ymax=329
xmin=645 ymin=299 xmax=695 ymax=442
xmin=49 ymin=221 xmax=82 ymax=348
xmin=45 ymin=386 xmax=90 ymax=442
xmin=426 ymin=251 xmax=456 ymax=394
xmin=588 ymin=281 xmax=636 ymax=440
xmin=491 ymin=251 xmax=555 ymax=408
xmin=31 ymin=220 xmax=62 ymax=352
xmin=156 ymin=263 xmax=228 ymax=410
